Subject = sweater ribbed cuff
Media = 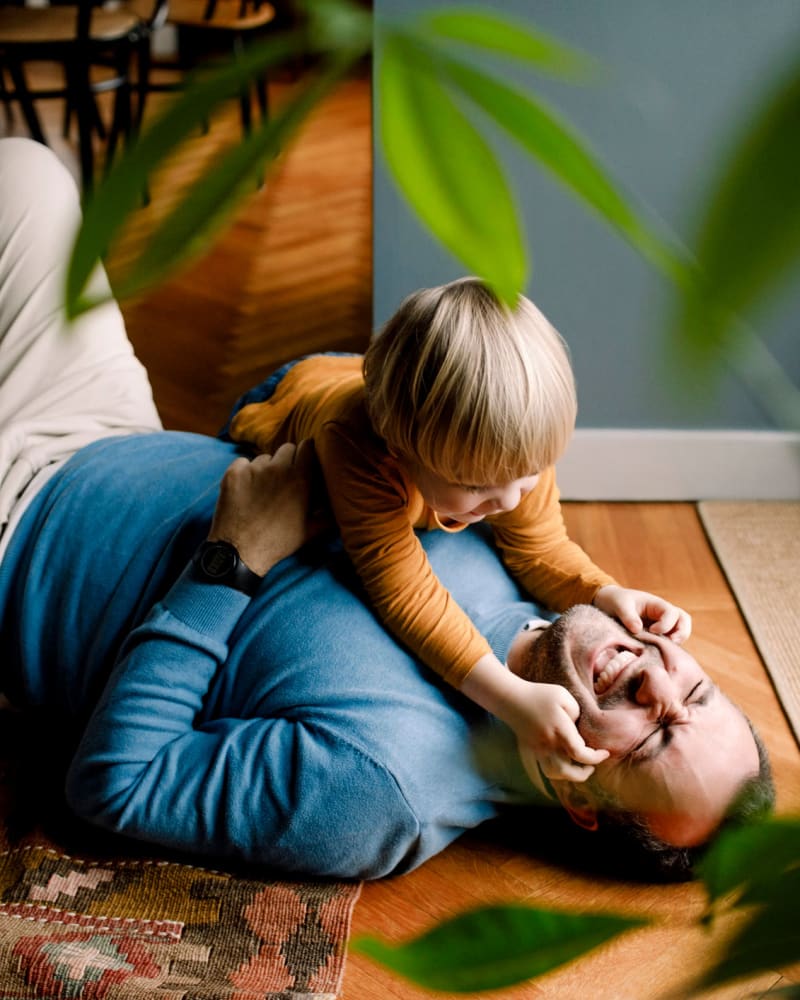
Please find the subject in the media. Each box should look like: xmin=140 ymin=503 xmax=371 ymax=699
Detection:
xmin=162 ymin=564 xmax=251 ymax=639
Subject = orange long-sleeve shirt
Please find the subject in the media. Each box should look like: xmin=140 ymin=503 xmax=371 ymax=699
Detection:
xmin=230 ymin=354 xmax=616 ymax=686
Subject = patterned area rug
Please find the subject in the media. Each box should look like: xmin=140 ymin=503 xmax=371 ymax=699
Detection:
xmin=0 ymin=711 xmax=361 ymax=999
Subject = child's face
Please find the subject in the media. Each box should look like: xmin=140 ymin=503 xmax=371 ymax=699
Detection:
xmin=410 ymin=464 xmax=540 ymax=524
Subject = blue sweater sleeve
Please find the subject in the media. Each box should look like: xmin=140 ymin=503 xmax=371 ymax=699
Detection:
xmin=64 ymin=565 xmax=420 ymax=877
xmin=65 ymin=566 xmax=250 ymax=844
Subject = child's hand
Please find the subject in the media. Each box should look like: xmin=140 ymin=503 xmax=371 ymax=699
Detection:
xmin=512 ymin=682 xmax=609 ymax=784
xmin=593 ymin=585 xmax=692 ymax=644
xmin=460 ymin=654 xmax=607 ymax=784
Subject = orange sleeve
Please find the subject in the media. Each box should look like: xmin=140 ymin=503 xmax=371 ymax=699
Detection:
xmin=316 ymin=424 xmax=492 ymax=687
xmin=489 ymin=467 xmax=616 ymax=611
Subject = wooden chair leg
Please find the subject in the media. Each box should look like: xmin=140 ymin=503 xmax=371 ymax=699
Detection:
xmin=135 ymin=34 xmax=151 ymax=133
xmin=0 ymin=66 xmax=13 ymax=128
xmin=6 ymin=60 xmax=46 ymax=144
xmin=63 ymin=90 xmax=107 ymax=142
xmin=105 ymin=52 xmax=133 ymax=170
xmin=233 ymin=34 xmax=251 ymax=136
xmin=65 ymin=59 xmax=95 ymax=194
xmin=255 ymin=72 xmax=267 ymax=122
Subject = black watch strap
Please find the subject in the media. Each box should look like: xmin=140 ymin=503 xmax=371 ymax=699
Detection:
xmin=192 ymin=540 xmax=263 ymax=597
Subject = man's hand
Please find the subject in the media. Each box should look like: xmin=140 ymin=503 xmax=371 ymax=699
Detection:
xmin=593 ymin=584 xmax=692 ymax=644
xmin=208 ymin=439 xmax=321 ymax=577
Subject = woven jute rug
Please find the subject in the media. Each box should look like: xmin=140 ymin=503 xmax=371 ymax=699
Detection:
xmin=698 ymin=501 xmax=800 ymax=749
xmin=0 ymin=713 xmax=360 ymax=999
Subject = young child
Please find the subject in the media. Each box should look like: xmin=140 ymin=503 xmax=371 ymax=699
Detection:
xmin=228 ymin=277 xmax=691 ymax=784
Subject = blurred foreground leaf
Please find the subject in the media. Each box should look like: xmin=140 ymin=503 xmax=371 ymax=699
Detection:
xmin=430 ymin=43 xmax=686 ymax=283
xmin=67 ymin=31 xmax=305 ymax=318
xmin=698 ymin=816 xmax=800 ymax=911
xmin=353 ymin=903 xmax=645 ymax=992
xmin=691 ymin=817 xmax=800 ymax=993
xmin=109 ymin=55 xmax=355 ymax=303
xmin=378 ymin=17 xmax=686 ymax=306
xmin=66 ymin=0 xmax=371 ymax=318
xmin=423 ymin=7 xmax=598 ymax=80
xmin=379 ymin=32 xmax=527 ymax=304
xmin=677 ymin=56 xmax=800 ymax=365
xmin=68 ymin=1 xmax=682 ymax=320
xmin=695 ymin=888 xmax=800 ymax=992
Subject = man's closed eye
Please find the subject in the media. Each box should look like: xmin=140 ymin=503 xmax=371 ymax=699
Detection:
xmin=628 ymin=682 xmax=716 ymax=764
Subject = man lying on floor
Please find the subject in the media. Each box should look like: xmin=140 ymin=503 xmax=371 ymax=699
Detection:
xmin=0 ymin=138 xmax=773 ymax=882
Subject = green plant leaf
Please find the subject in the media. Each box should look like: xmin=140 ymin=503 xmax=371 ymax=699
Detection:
xmin=737 ymin=862 xmax=800 ymax=909
xmin=353 ymin=903 xmax=646 ymax=993
xmin=428 ymin=43 xmax=687 ymax=284
xmin=65 ymin=29 xmax=311 ymax=318
xmin=109 ymin=53 xmax=358 ymax=303
xmin=305 ymin=0 xmax=373 ymax=51
xmin=378 ymin=32 xmax=527 ymax=305
xmin=697 ymin=816 xmax=800 ymax=910
xmin=422 ymin=7 xmax=597 ymax=80
xmin=677 ymin=56 xmax=800 ymax=363
xmin=696 ymin=890 xmax=800 ymax=992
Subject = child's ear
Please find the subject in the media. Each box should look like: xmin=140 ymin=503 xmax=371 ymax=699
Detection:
xmin=551 ymin=781 xmax=599 ymax=832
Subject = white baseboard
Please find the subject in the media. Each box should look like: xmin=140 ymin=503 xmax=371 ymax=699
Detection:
xmin=555 ymin=429 xmax=800 ymax=500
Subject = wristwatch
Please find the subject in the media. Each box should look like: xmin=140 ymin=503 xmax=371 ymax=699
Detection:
xmin=192 ymin=540 xmax=263 ymax=596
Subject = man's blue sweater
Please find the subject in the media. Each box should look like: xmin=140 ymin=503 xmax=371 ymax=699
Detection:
xmin=0 ymin=431 xmax=541 ymax=878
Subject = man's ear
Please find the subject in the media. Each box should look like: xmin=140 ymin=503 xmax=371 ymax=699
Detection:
xmin=551 ymin=781 xmax=600 ymax=832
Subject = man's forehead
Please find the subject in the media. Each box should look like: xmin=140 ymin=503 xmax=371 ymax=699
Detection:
xmin=619 ymin=688 xmax=755 ymax=790
xmin=621 ymin=683 xmax=721 ymax=769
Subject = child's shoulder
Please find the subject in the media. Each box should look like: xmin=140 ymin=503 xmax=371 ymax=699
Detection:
xmin=290 ymin=353 xmax=364 ymax=390
xmin=281 ymin=353 xmax=368 ymax=425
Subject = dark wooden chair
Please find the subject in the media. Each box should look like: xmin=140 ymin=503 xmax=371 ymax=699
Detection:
xmin=0 ymin=0 xmax=167 ymax=191
xmin=149 ymin=0 xmax=276 ymax=136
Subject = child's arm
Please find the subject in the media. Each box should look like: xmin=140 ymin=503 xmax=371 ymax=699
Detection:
xmin=491 ymin=469 xmax=692 ymax=642
xmin=490 ymin=467 xmax=617 ymax=609
xmin=593 ymin=585 xmax=692 ymax=643
xmin=461 ymin=652 xmax=609 ymax=783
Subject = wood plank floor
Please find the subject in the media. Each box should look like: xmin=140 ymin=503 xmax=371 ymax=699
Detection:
xmin=6 ymin=66 xmax=798 ymax=1000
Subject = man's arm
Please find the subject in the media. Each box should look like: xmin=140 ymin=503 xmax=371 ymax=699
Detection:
xmin=63 ymin=442 xmax=417 ymax=876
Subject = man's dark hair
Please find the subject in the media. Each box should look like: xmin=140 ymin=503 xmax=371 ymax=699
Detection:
xmin=594 ymin=718 xmax=775 ymax=882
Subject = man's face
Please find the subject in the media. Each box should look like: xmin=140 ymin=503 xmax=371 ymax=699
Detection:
xmin=510 ymin=605 xmax=760 ymax=846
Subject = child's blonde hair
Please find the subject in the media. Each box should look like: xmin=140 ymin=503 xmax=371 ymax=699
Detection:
xmin=363 ymin=277 xmax=577 ymax=485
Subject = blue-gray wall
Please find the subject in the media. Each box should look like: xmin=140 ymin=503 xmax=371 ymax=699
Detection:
xmin=373 ymin=0 xmax=800 ymax=431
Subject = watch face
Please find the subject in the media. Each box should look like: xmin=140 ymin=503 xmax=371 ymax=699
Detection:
xmin=200 ymin=542 xmax=237 ymax=579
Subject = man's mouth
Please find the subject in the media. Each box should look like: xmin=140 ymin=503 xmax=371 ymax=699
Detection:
xmin=592 ymin=645 xmax=641 ymax=696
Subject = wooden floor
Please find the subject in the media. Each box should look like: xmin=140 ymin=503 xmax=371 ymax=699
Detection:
xmin=7 ymin=67 xmax=799 ymax=1000
xmin=347 ymin=503 xmax=800 ymax=1000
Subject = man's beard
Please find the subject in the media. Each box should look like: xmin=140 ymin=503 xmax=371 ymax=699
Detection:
xmin=520 ymin=605 xmax=597 ymax=690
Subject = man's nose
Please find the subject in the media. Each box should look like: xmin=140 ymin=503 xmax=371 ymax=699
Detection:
xmin=633 ymin=667 xmax=689 ymax=723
